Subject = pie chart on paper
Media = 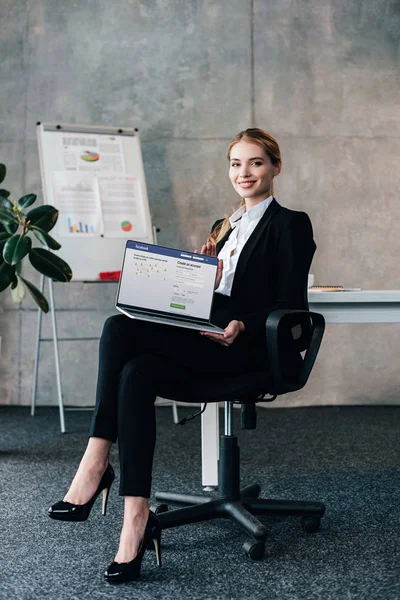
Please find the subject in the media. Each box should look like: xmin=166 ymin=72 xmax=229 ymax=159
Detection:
xmin=121 ymin=221 xmax=133 ymax=232
xmin=80 ymin=151 xmax=100 ymax=162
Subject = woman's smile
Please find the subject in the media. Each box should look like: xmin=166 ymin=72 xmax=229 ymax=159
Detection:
xmin=238 ymin=180 xmax=256 ymax=188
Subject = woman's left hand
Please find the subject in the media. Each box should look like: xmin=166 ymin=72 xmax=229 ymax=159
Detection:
xmin=200 ymin=320 xmax=245 ymax=346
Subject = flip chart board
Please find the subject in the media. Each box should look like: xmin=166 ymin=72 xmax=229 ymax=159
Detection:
xmin=36 ymin=123 xmax=153 ymax=280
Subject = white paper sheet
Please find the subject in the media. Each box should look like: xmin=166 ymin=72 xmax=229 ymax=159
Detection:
xmin=96 ymin=174 xmax=147 ymax=238
xmin=51 ymin=171 xmax=102 ymax=237
xmin=60 ymin=133 xmax=125 ymax=173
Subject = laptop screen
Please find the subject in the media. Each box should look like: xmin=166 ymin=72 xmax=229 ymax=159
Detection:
xmin=117 ymin=240 xmax=218 ymax=320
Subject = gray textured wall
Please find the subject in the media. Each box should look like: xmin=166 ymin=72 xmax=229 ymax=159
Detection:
xmin=1 ymin=0 xmax=399 ymax=407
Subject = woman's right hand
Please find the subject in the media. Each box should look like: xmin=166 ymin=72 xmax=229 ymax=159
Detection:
xmin=198 ymin=242 xmax=217 ymax=257
xmin=194 ymin=243 xmax=223 ymax=290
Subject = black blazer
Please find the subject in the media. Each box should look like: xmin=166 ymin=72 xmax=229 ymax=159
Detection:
xmin=210 ymin=198 xmax=316 ymax=350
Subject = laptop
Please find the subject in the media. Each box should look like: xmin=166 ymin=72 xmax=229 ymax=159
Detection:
xmin=116 ymin=240 xmax=225 ymax=333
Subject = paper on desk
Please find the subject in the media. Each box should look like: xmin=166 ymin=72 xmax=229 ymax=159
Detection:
xmin=310 ymin=287 xmax=362 ymax=292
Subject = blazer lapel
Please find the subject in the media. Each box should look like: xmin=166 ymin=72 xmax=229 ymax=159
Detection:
xmin=231 ymin=198 xmax=281 ymax=295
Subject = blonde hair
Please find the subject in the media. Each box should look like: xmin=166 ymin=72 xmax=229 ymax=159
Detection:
xmin=208 ymin=128 xmax=282 ymax=245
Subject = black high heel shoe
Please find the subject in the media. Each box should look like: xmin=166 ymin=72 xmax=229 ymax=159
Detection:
xmin=48 ymin=464 xmax=115 ymax=522
xmin=104 ymin=511 xmax=162 ymax=584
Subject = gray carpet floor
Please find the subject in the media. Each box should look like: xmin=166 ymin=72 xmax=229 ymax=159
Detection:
xmin=0 ymin=404 xmax=399 ymax=600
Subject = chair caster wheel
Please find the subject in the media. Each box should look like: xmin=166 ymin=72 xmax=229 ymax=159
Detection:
xmin=301 ymin=516 xmax=321 ymax=533
xmin=154 ymin=503 xmax=169 ymax=515
xmin=243 ymin=540 xmax=265 ymax=561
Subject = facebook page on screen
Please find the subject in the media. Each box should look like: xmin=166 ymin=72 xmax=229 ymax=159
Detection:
xmin=118 ymin=241 xmax=218 ymax=319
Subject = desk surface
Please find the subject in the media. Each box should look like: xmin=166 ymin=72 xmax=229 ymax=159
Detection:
xmin=308 ymin=290 xmax=400 ymax=303
xmin=308 ymin=289 xmax=400 ymax=323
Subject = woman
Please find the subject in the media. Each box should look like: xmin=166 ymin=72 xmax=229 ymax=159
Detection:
xmin=49 ymin=128 xmax=316 ymax=583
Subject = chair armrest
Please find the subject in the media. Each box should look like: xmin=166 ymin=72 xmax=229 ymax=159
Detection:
xmin=265 ymin=309 xmax=325 ymax=395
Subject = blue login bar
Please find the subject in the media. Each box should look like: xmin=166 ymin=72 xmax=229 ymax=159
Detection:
xmin=126 ymin=240 xmax=218 ymax=266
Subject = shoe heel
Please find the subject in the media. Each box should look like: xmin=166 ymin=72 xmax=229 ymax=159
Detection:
xmin=145 ymin=511 xmax=162 ymax=566
xmin=102 ymin=487 xmax=111 ymax=516
xmin=153 ymin=537 xmax=162 ymax=568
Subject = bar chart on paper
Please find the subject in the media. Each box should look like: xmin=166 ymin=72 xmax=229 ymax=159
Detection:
xmin=67 ymin=218 xmax=95 ymax=234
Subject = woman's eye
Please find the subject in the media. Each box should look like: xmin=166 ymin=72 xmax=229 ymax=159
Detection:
xmin=252 ymin=161 xmax=262 ymax=166
xmin=231 ymin=162 xmax=240 ymax=167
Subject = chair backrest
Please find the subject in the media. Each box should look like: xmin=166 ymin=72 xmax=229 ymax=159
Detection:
xmin=238 ymin=306 xmax=324 ymax=430
xmin=266 ymin=309 xmax=325 ymax=396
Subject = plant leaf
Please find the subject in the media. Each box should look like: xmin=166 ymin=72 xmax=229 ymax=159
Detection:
xmin=17 ymin=193 xmax=37 ymax=210
xmin=0 ymin=164 xmax=5 ymax=185
xmin=20 ymin=276 xmax=49 ymax=313
xmin=29 ymin=247 xmax=72 ymax=282
xmin=0 ymin=195 xmax=13 ymax=209
xmin=5 ymin=222 xmax=19 ymax=234
xmin=0 ymin=231 xmax=11 ymax=242
xmin=0 ymin=189 xmax=10 ymax=198
xmin=0 ymin=261 xmax=15 ymax=292
xmin=3 ymin=234 xmax=32 ymax=265
xmin=26 ymin=205 xmax=58 ymax=232
xmin=33 ymin=228 xmax=61 ymax=250
xmin=0 ymin=205 xmax=18 ymax=224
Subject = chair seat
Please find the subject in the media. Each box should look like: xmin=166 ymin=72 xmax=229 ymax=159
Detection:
xmin=153 ymin=353 xmax=303 ymax=405
xmin=157 ymin=366 xmax=273 ymax=404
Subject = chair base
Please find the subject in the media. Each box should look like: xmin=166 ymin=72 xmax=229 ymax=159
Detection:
xmin=154 ymin=436 xmax=325 ymax=560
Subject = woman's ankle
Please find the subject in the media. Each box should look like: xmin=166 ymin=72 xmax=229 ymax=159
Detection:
xmin=79 ymin=454 xmax=109 ymax=474
xmin=81 ymin=438 xmax=111 ymax=471
xmin=123 ymin=497 xmax=149 ymax=520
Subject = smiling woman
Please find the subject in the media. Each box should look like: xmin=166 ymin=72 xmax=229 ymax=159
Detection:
xmin=208 ymin=128 xmax=282 ymax=246
xmin=48 ymin=127 xmax=316 ymax=585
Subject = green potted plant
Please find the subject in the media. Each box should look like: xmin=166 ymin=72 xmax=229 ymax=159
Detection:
xmin=0 ymin=162 xmax=72 ymax=312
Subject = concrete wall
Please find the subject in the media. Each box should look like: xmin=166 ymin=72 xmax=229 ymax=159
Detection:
xmin=1 ymin=0 xmax=399 ymax=407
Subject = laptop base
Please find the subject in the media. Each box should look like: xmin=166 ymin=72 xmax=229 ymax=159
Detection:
xmin=116 ymin=306 xmax=225 ymax=334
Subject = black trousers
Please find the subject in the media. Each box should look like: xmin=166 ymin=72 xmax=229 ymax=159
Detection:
xmin=89 ymin=310 xmax=266 ymax=498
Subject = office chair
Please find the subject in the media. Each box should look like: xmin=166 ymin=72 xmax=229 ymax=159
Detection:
xmin=153 ymin=308 xmax=326 ymax=560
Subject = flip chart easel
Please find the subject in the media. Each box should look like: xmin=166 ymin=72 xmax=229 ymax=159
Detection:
xmin=36 ymin=122 xmax=154 ymax=279
xmin=31 ymin=123 xmax=177 ymax=431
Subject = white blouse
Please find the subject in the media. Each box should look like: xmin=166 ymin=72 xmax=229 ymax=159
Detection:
xmin=215 ymin=196 xmax=273 ymax=296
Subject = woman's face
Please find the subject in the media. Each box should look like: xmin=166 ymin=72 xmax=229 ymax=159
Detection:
xmin=228 ymin=141 xmax=280 ymax=204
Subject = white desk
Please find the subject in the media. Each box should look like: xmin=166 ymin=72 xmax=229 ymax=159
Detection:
xmin=201 ymin=290 xmax=400 ymax=487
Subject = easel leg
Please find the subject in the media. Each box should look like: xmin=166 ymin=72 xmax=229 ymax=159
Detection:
xmin=31 ymin=274 xmax=45 ymax=417
xmin=152 ymin=223 xmax=179 ymax=424
xmin=48 ymin=278 xmax=65 ymax=433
